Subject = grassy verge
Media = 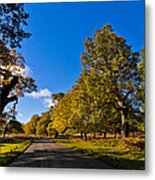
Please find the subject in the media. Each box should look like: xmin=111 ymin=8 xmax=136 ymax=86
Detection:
xmin=0 ymin=139 xmax=32 ymax=166
xmin=55 ymin=137 xmax=145 ymax=170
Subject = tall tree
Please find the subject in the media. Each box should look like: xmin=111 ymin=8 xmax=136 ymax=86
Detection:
xmin=0 ymin=44 xmax=37 ymax=115
xmin=36 ymin=112 xmax=51 ymax=136
xmin=137 ymin=48 xmax=145 ymax=112
xmin=52 ymin=92 xmax=73 ymax=134
xmin=81 ymin=24 xmax=141 ymax=138
xmin=0 ymin=4 xmax=37 ymax=117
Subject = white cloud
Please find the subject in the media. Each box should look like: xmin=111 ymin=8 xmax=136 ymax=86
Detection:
xmin=26 ymin=88 xmax=57 ymax=108
xmin=26 ymin=88 xmax=59 ymax=108
xmin=17 ymin=113 xmax=23 ymax=117
xmin=43 ymin=98 xmax=57 ymax=108
xmin=26 ymin=88 xmax=51 ymax=99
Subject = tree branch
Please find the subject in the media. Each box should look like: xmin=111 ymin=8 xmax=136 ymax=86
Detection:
xmin=1 ymin=76 xmax=18 ymax=98
xmin=124 ymin=89 xmax=133 ymax=101
xmin=5 ymin=95 xmax=18 ymax=105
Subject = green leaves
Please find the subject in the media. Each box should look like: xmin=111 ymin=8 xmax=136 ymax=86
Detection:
xmin=24 ymin=114 xmax=40 ymax=135
xmin=45 ymin=24 xmax=144 ymax=138
xmin=0 ymin=4 xmax=31 ymax=48
xmin=0 ymin=4 xmax=37 ymax=118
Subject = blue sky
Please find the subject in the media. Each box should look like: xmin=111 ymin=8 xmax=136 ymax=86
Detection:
xmin=16 ymin=0 xmax=144 ymax=123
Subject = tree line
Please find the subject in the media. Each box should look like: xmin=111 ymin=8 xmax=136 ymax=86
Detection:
xmin=25 ymin=25 xmax=144 ymax=140
xmin=0 ymin=4 xmax=144 ymax=140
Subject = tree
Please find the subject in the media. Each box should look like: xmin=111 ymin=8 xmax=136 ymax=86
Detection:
xmin=52 ymin=92 xmax=73 ymax=134
xmin=0 ymin=44 xmax=37 ymax=115
xmin=48 ymin=92 xmax=65 ymax=138
xmin=137 ymin=48 xmax=145 ymax=112
xmin=70 ymin=73 xmax=96 ymax=140
xmin=0 ymin=4 xmax=37 ymax=118
xmin=24 ymin=114 xmax=40 ymax=135
xmin=52 ymin=92 xmax=65 ymax=101
xmin=36 ymin=112 xmax=51 ymax=136
xmin=0 ymin=3 xmax=31 ymax=48
xmin=81 ymin=24 xmax=142 ymax=138
xmin=7 ymin=120 xmax=24 ymax=134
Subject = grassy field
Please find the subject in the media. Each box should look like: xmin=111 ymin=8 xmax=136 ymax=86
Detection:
xmin=55 ymin=137 xmax=145 ymax=170
xmin=0 ymin=139 xmax=32 ymax=166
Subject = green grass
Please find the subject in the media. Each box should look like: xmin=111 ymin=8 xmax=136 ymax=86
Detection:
xmin=0 ymin=139 xmax=32 ymax=166
xmin=55 ymin=137 xmax=145 ymax=170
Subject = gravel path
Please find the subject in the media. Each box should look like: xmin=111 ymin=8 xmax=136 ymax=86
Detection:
xmin=9 ymin=140 xmax=112 ymax=169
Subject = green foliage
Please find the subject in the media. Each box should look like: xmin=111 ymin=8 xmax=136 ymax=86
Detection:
xmin=47 ymin=122 xmax=55 ymax=136
xmin=57 ymin=138 xmax=145 ymax=170
xmin=0 ymin=119 xmax=24 ymax=137
xmin=80 ymin=24 xmax=142 ymax=137
xmin=7 ymin=120 xmax=24 ymax=134
xmin=49 ymin=24 xmax=144 ymax=138
xmin=0 ymin=139 xmax=31 ymax=166
xmin=52 ymin=92 xmax=74 ymax=133
xmin=52 ymin=92 xmax=65 ymax=101
xmin=0 ymin=36 xmax=37 ymax=117
xmin=0 ymin=3 xmax=31 ymax=48
xmin=0 ymin=3 xmax=37 ymax=125
xmin=24 ymin=114 xmax=40 ymax=135
xmin=137 ymin=48 xmax=145 ymax=112
xmin=36 ymin=112 xmax=51 ymax=135
xmin=24 ymin=112 xmax=52 ymax=136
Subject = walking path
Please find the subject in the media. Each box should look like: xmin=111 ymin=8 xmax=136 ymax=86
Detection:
xmin=10 ymin=139 xmax=112 ymax=169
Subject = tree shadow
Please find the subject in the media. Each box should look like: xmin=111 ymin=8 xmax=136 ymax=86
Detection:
xmin=8 ymin=147 xmax=112 ymax=169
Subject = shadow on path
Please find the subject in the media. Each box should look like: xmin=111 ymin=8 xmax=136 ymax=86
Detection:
xmin=9 ymin=140 xmax=112 ymax=169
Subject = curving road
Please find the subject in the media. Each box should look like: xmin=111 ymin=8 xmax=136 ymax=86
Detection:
xmin=9 ymin=140 xmax=112 ymax=169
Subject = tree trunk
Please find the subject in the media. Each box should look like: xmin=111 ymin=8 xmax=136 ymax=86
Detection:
xmin=0 ymin=76 xmax=18 ymax=115
xmin=2 ymin=124 xmax=8 ymax=139
xmin=61 ymin=127 xmax=68 ymax=134
xmin=54 ymin=130 xmax=58 ymax=139
xmin=93 ymin=132 xmax=96 ymax=139
xmin=84 ymin=132 xmax=87 ymax=141
xmin=103 ymin=131 xmax=107 ymax=139
xmin=114 ymin=130 xmax=117 ymax=139
xmin=80 ymin=130 xmax=83 ymax=138
xmin=120 ymin=108 xmax=128 ymax=138
xmin=120 ymin=110 xmax=125 ymax=138
xmin=124 ymin=122 xmax=129 ymax=137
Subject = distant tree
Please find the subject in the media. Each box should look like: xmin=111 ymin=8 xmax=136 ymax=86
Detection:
xmin=48 ymin=92 xmax=65 ymax=138
xmin=7 ymin=120 xmax=24 ymax=134
xmin=24 ymin=114 xmax=40 ymax=135
xmin=52 ymin=92 xmax=73 ymax=134
xmin=52 ymin=92 xmax=65 ymax=101
xmin=36 ymin=112 xmax=51 ymax=136
xmin=47 ymin=122 xmax=55 ymax=137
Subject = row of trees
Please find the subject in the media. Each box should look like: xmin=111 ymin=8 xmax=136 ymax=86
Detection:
xmin=24 ymin=113 xmax=51 ymax=136
xmin=50 ymin=25 xmax=145 ymax=139
xmin=23 ymin=92 xmax=65 ymax=137
xmin=25 ymin=25 xmax=144 ymax=140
